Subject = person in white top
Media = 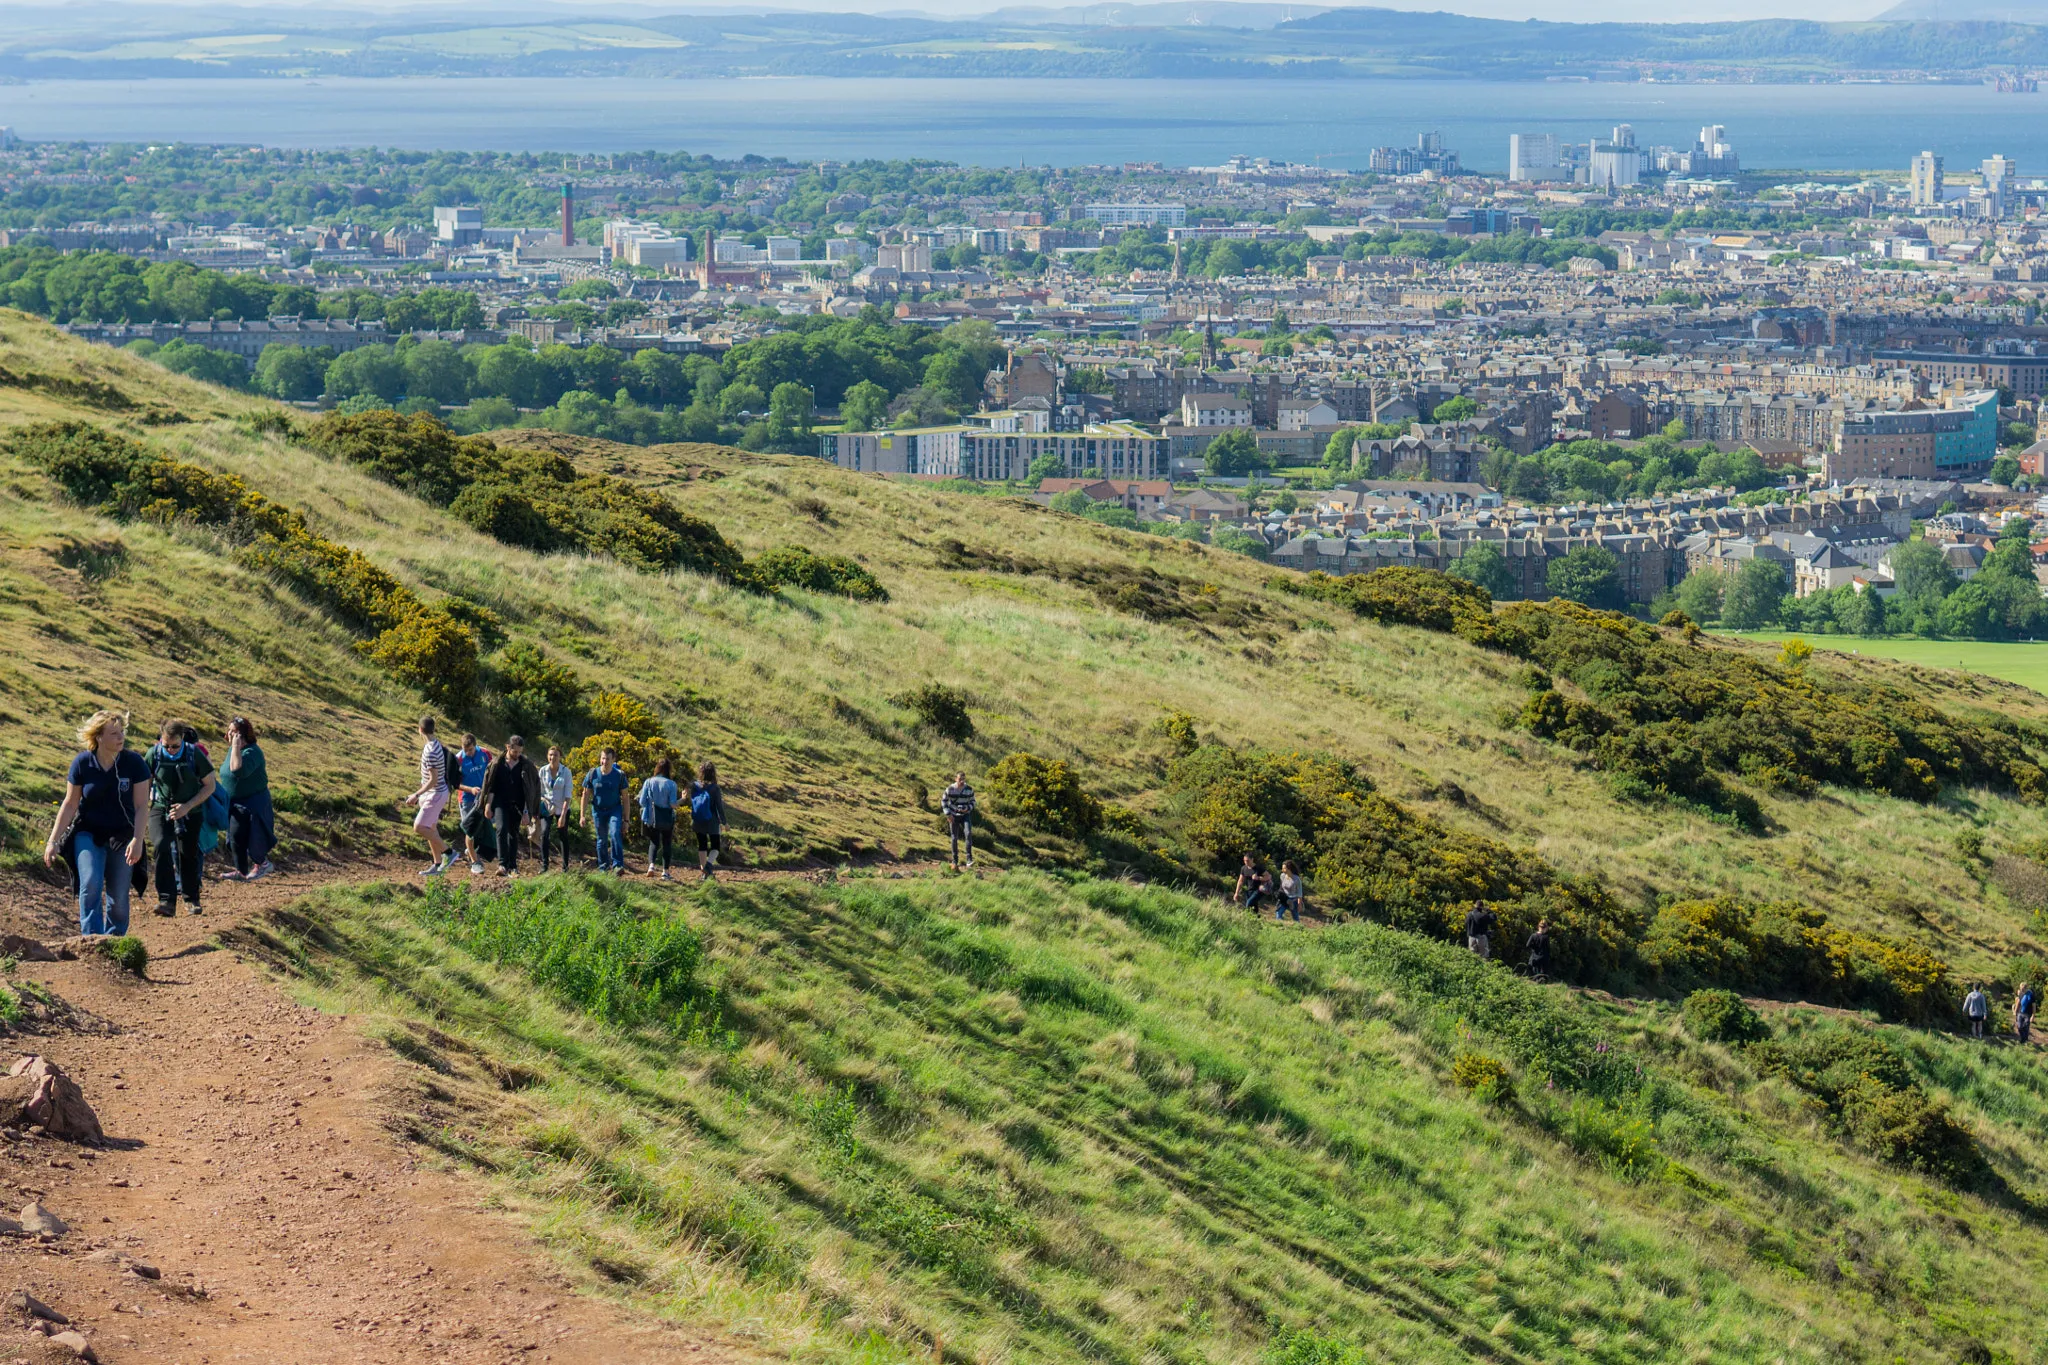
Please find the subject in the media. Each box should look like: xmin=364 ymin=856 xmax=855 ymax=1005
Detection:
xmin=1964 ymin=984 xmax=1990 ymax=1039
xmin=401 ymin=716 xmax=453 ymax=877
xmin=537 ymin=745 xmax=574 ymax=873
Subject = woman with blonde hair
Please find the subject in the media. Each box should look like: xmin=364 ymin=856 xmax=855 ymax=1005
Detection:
xmin=43 ymin=710 xmax=152 ymax=935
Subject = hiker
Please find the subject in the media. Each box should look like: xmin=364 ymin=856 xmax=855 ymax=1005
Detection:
xmin=44 ymin=710 xmax=151 ymax=936
xmin=2017 ymin=981 xmax=2040 ymax=1044
xmin=456 ymin=733 xmax=495 ymax=875
xmin=217 ymin=716 xmax=275 ymax=882
xmin=146 ymin=719 xmax=216 ymax=917
xmin=1524 ymin=919 xmax=1553 ymax=980
xmin=688 ymin=762 xmax=728 ymax=881
xmin=480 ymin=735 xmax=541 ymax=878
xmin=537 ymin=745 xmax=573 ymax=873
xmin=1965 ymin=984 xmax=1990 ymax=1038
xmin=638 ymin=757 xmax=681 ymax=880
xmin=579 ymin=748 xmax=627 ymax=874
xmin=1275 ymin=860 xmax=1305 ymax=923
xmin=1464 ymin=901 xmax=1498 ymax=960
xmin=941 ymin=772 xmax=977 ymax=871
xmin=402 ymin=716 xmax=454 ymax=877
xmin=1233 ymin=854 xmax=1263 ymax=912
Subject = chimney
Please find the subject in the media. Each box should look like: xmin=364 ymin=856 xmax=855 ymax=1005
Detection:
xmin=560 ymin=183 xmax=574 ymax=248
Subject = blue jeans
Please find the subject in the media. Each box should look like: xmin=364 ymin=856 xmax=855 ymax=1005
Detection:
xmin=593 ymin=808 xmax=624 ymax=870
xmin=73 ymin=831 xmax=133 ymax=936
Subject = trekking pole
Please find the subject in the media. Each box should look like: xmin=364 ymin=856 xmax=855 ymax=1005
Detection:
xmin=167 ymin=813 xmax=184 ymax=913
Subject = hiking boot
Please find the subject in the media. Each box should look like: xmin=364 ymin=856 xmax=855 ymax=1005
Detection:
xmin=188 ymin=905 xmax=203 ymax=916
xmin=153 ymin=904 xmax=176 ymax=917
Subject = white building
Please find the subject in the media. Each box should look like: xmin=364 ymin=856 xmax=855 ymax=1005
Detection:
xmin=1508 ymin=133 xmax=1570 ymax=183
xmin=432 ymin=206 xmax=482 ymax=246
xmin=1276 ymin=398 xmax=1340 ymax=430
xmin=1181 ymin=393 xmax=1254 ymax=427
xmin=1082 ymin=203 xmax=1188 ymax=228
xmin=877 ymin=242 xmax=932 ymax=272
xmin=714 ymin=235 xmax=769 ymax=265
xmin=604 ymin=219 xmax=691 ymax=267
xmin=1588 ymin=142 xmax=1640 ymax=190
xmin=1911 ymin=151 xmax=1944 ymax=209
xmin=825 ymin=238 xmax=873 ymax=264
xmin=767 ymin=235 xmax=802 ymax=262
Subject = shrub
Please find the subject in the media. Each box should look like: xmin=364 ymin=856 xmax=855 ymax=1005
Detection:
xmin=752 ymin=545 xmax=889 ymax=601
xmin=1557 ymin=1099 xmax=1663 ymax=1182
xmin=1755 ymin=1027 xmax=1988 ymax=1186
xmin=588 ymin=691 xmax=662 ymax=740
xmin=1681 ymin=988 xmax=1768 ymax=1044
xmin=363 ymin=610 xmax=480 ymax=713
xmin=1450 ymin=1050 xmax=1510 ymax=1099
xmin=986 ymin=752 xmax=1101 ymax=838
xmin=1953 ymin=828 xmax=1985 ymax=863
xmin=304 ymin=411 xmax=749 ymax=581
xmin=893 ymin=683 xmax=974 ymax=742
xmin=1154 ymin=710 xmax=1200 ymax=755
xmin=564 ymin=729 xmax=683 ymax=843
xmin=100 ymin=935 xmax=147 ymax=977
xmin=10 ymin=420 xmax=480 ymax=711
xmin=493 ymin=642 xmax=586 ymax=733
xmin=1992 ymin=853 xmax=2048 ymax=912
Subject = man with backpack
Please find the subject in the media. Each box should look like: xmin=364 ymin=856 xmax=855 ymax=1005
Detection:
xmin=1464 ymin=902 xmax=1498 ymax=960
xmin=941 ymin=772 xmax=976 ymax=871
xmin=480 ymin=736 xmax=542 ymax=878
xmin=456 ymin=733 xmax=494 ymax=875
xmin=147 ymin=720 xmax=216 ymax=917
xmin=403 ymin=717 xmax=455 ymax=877
xmin=2016 ymin=981 xmax=2040 ymax=1044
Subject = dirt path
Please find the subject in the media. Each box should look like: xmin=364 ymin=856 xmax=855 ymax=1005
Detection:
xmin=0 ymin=861 xmax=770 ymax=1365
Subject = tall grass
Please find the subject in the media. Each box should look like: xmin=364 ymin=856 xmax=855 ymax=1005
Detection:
xmin=410 ymin=875 xmax=702 ymax=1026
xmin=250 ymin=869 xmax=2048 ymax=1365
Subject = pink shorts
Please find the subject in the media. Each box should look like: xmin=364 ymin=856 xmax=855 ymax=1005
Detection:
xmin=414 ymin=788 xmax=449 ymax=832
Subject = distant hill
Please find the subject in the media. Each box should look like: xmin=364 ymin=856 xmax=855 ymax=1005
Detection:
xmin=7 ymin=0 xmax=2048 ymax=79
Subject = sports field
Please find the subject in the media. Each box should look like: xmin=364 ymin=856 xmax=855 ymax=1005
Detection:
xmin=1716 ymin=629 xmax=2048 ymax=696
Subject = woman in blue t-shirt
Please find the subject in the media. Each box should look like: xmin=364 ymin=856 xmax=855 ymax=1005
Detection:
xmin=578 ymin=747 xmax=628 ymax=874
xmin=43 ymin=710 xmax=152 ymax=935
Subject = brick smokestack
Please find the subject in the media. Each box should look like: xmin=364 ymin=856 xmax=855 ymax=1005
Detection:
xmin=560 ymin=182 xmax=574 ymax=247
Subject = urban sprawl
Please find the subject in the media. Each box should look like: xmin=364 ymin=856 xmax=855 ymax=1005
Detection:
xmin=8 ymin=123 xmax=2048 ymax=623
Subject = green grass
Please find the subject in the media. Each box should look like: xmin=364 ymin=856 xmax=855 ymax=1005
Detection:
xmin=1717 ymin=629 xmax=2048 ymax=697
xmin=241 ymin=869 xmax=2048 ymax=1365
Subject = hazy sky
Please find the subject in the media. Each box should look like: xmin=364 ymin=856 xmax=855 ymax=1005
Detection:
xmin=88 ymin=0 xmax=1906 ymax=19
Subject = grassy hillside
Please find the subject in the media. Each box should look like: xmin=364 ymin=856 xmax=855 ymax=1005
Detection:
xmin=4 ymin=310 xmax=2048 ymax=974
xmin=238 ymin=869 xmax=2048 ymax=1365
xmin=13 ymin=310 xmax=2048 ymax=1360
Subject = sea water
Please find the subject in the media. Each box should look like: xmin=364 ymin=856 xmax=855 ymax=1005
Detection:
xmin=1 ymin=75 xmax=2042 ymax=171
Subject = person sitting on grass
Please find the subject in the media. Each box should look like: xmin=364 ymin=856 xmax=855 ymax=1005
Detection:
xmin=44 ymin=710 xmax=151 ymax=937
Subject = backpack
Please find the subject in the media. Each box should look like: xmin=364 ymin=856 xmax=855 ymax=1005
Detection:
xmin=442 ymin=744 xmax=463 ymax=793
xmin=690 ymin=784 xmax=718 ymax=826
xmin=198 ymin=781 xmax=231 ymax=854
xmin=148 ymin=743 xmax=202 ymax=808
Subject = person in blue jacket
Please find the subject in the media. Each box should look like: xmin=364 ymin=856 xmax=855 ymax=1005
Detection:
xmin=579 ymin=748 xmax=628 ymax=874
xmin=637 ymin=757 xmax=681 ymax=881
xmin=688 ymin=761 xmax=728 ymax=881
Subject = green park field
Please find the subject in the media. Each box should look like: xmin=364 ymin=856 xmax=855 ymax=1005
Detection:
xmin=1716 ymin=629 xmax=2048 ymax=696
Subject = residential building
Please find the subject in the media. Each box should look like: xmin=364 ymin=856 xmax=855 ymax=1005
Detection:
xmin=1082 ymin=203 xmax=1188 ymax=228
xmin=1873 ymin=349 xmax=2048 ymax=399
xmin=604 ymin=219 xmax=692 ymax=267
xmin=1911 ymin=151 xmax=1945 ymax=209
xmin=1275 ymin=398 xmax=1339 ymax=430
xmin=817 ymin=423 xmax=1166 ymax=480
xmin=1038 ymin=478 xmax=1173 ymax=515
xmin=1181 ymin=392 xmax=1253 ymax=427
xmin=1508 ymin=133 xmax=1569 ymax=183
xmin=1826 ymin=390 xmax=1999 ymax=482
